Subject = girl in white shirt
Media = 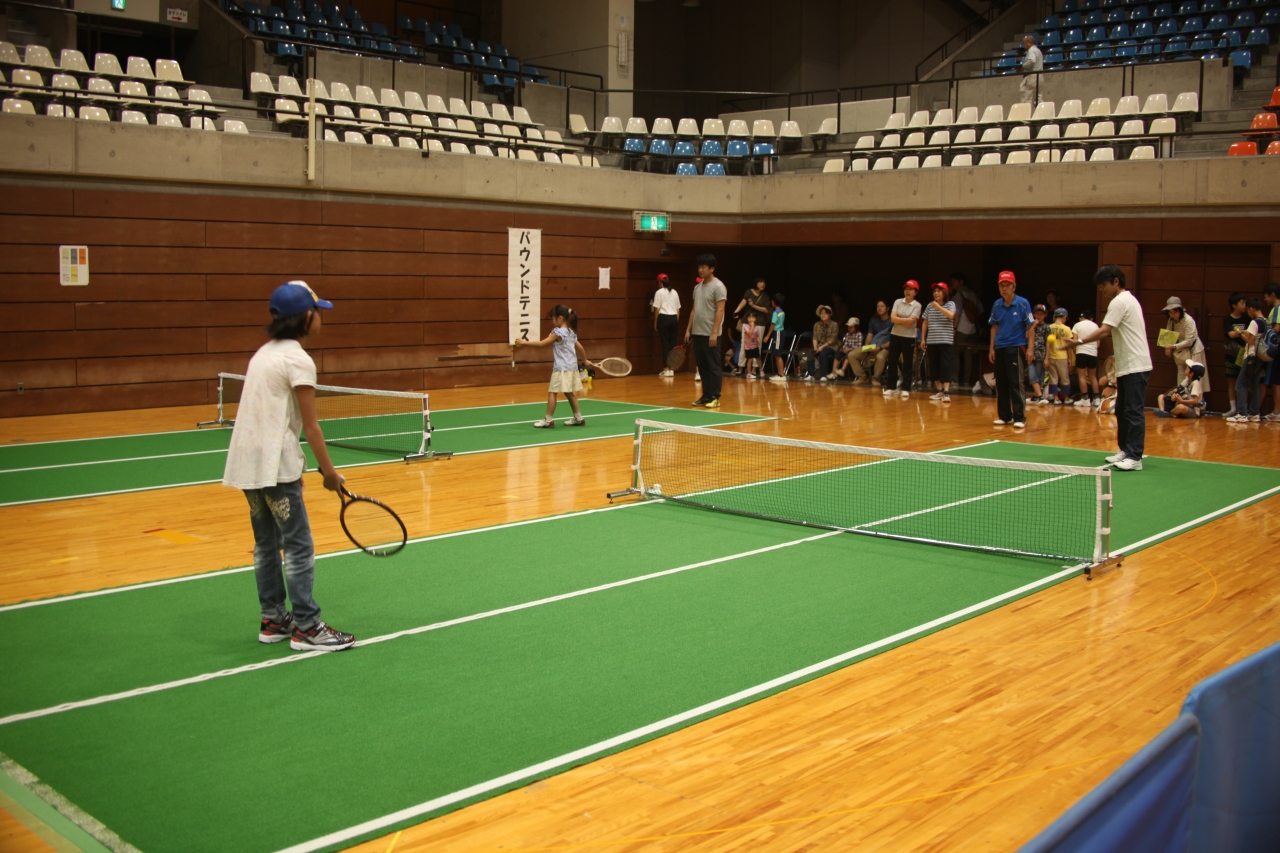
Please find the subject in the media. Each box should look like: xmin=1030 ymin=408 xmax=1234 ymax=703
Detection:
xmin=1071 ymin=310 xmax=1101 ymax=407
xmin=652 ymin=274 xmax=682 ymax=376
xmin=515 ymin=304 xmax=595 ymax=428
xmin=222 ymin=281 xmax=355 ymax=652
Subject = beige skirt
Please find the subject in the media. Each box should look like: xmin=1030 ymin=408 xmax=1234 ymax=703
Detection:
xmin=549 ymin=369 xmax=583 ymax=393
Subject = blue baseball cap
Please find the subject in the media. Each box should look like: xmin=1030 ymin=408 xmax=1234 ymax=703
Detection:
xmin=269 ymin=280 xmax=333 ymax=317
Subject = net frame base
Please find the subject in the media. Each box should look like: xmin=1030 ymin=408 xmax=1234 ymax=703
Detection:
xmin=609 ymin=419 xmax=1112 ymax=570
xmin=197 ymin=372 xmax=450 ymax=462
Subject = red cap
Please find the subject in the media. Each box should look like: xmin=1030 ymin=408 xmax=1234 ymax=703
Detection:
xmin=903 ymin=279 xmax=919 ymax=290
xmin=932 ymin=282 xmax=950 ymax=294
xmin=695 ymin=277 xmax=702 ymax=283
xmin=657 ymin=273 xmax=669 ymax=283
xmin=998 ymin=270 xmax=1017 ymax=284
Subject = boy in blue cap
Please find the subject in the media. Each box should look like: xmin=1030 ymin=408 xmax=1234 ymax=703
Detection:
xmin=223 ymin=281 xmax=355 ymax=652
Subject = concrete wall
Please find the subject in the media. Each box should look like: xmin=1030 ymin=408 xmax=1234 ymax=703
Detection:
xmin=719 ymin=97 xmax=913 ymax=136
xmin=314 ymin=52 xmax=469 ymax=105
xmin=4 ymin=112 xmax=1279 ymax=218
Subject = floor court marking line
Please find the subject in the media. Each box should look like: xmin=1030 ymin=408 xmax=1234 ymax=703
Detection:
xmin=0 ymin=399 xmax=668 ymax=451
xmin=0 ymin=447 xmax=231 ymax=475
xmin=269 ymin=561 xmax=1089 ymax=853
xmin=434 ymin=407 xmax=676 ymax=433
xmin=1109 ymin=484 xmax=1280 ymax=555
xmin=0 ymin=531 xmax=844 ymax=727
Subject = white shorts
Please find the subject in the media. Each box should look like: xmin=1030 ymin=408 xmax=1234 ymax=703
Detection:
xmin=549 ymin=369 xmax=583 ymax=393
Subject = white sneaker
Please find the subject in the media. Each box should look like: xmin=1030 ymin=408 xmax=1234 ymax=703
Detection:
xmin=993 ymin=418 xmax=1007 ymax=425
xmin=695 ymin=372 xmax=701 ymax=381
xmin=1012 ymin=421 xmax=1026 ymax=428
xmin=939 ymin=394 xmax=951 ymax=403
xmin=884 ymin=389 xmax=895 ymax=397
xmin=1037 ymin=397 xmax=1050 ymax=406
xmin=819 ymin=375 xmax=828 ymax=382
xmin=1105 ymin=450 xmax=1127 ymax=463
xmin=929 ymin=392 xmax=942 ymax=400
xmin=1113 ymin=457 xmax=1144 ymax=471
xmin=899 ymin=390 xmax=910 ymax=398
xmin=1074 ymin=398 xmax=1090 ymax=407
xmin=803 ymin=374 xmax=814 ymax=382
xmin=747 ymin=372 xmax=757 ymax=380
xmin=1249 ymin=415 xmax=1261 ymax=422
xmin=1265 ymin=413 xmax=1280 ymax=422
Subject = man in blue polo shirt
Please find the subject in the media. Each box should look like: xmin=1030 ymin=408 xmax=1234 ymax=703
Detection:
xmin=988 ymin=270 xmax=1035 ymax=428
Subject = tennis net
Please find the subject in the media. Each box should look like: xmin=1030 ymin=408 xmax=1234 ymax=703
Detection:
xmin=619 ymin=420 xmax=1111 ymax=565
xmin=199 ymin=372 xmax=435 ymax=460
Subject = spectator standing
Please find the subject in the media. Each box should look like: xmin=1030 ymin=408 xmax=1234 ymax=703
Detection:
xmin=767 ymin=293 xmax=789 ymax=382
xmin=1046 ymin=308 xmax=1074 ymax=404
xmin=1228 ymin=297 xmax=1269 ymax=423
xmin=1264 ymin=283 xmax=1280 ymax=421
xmin=1019 ymin=34 xmax=1044 ymax=105
xmin=951 ymin=273 xmax=983 ymax=387
xmin=685 ymin=254 xmax=727 ymax=409
xmin=920 ymin=282 xmax=957 ymax=403
xmin=809 ymin=305 xmax=840 ymax=381
xmin=834 ymin=317 xmax=863 ymax=380
xmin=1028 ymin=304 xmax=1050 ymax=404
xmin=862 ymin=301 xmax=894 ymax=385
xmin=651 ymin=274 xmax=681 ymax=377
xmin=882 ymin=280 xmax=923 ymax=399
xmin=1066 ymin=266 xmax=1153 ymax=471
xmin=731 ymin=278 xmax=771 ymax=375
xmin=740 ymin=312 xmax=763 ymax=379
xmin=1161 ymin=297 xmax=1210 ymax=394
xmin=988 ymin=270 xmax=1035 ymax=428
xmin=1072 ymin=309 xmax=1101 ymax=407
xmin=1222 ymin=292 xmax=1249 ymax=418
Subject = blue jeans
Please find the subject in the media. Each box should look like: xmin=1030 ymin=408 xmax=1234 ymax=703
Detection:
xmin=1236 ymin=358 xmax=1263 ymax=416
xmin=1028 ymin=360 xmax=1045 ymax=390
xmin=244 ymin=480 xmax=321 ymax=630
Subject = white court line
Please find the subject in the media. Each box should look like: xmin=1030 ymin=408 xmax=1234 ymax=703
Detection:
xmin=0 ymin=531 xmax=843 ymax=727
xmin=434 ymin=406 xmax=675 ymax=433
xmin=269 ymin=561 xmax=1088 ymax=853
xmin=0 ymin=447 xmax=230 ymax=475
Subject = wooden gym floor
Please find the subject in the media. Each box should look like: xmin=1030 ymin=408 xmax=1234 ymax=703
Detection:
xmin=2 ymin=374 xmax=1278 ymax=853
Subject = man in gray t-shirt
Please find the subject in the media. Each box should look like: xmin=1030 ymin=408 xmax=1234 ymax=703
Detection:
xmin=685 ymin=253 xmax=727 ymax=407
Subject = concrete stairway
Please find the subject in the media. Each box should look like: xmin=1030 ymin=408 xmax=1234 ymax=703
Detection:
xmin=201 ymin=84 xmax=291 ymax=137
xmin=1177 ymin=46 xmax=1279 ymax=157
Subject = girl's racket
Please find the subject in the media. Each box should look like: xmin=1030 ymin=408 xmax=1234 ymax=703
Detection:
xmin=666 ymin=345 xmax=688 ymax=372
xmin=338 ymin=485 xmax=406 ymax=557
xmin=597 ymin=357 xmax=632 ymax=377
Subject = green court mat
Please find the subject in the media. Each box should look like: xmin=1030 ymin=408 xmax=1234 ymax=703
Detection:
xmin=0 ymin=400 xmax=765 ymax=507
xmin=1 ymin=444 xmax=1277 ymax=853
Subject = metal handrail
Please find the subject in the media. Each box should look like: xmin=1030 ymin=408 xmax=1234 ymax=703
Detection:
xmin=915 ymin=0 xmax=1021 ymax=80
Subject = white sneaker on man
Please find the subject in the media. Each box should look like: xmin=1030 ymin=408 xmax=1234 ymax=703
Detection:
xmin=1113 ymin=457 xmax=1143 ymax=471
xmin=899 ymin=390 xmax=910 ymax=398
xmin=695 ymin=371 xmax=701 ymax=381
xmin=883 ymin=388 xmax=894 ymax=397
xmin=993 ymin=419 xmax=1007 ymax=425
xmin=1012 ymin=421 xmax=1025 ymax=428
xmin=1074 ymin=398 xmax=1090 ymax=407
xmin=1105 ymin=451 xmax=1127 ymax=464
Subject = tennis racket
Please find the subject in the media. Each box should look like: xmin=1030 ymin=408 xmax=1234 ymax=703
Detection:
xmin=596 ymin=357 xmax=632 ymax=377
xmin=338 ymin=485 xmax=407 ymax=557
xmin=666 ymin=344 xmax=688 ymax=371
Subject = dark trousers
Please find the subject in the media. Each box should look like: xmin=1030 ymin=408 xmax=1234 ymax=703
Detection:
xmin=927 ymin=343 xmax=954 ymax=387
xmin=691 ymin=334 xmax=723 ymax=399
xmin=810 ymin=347 xmax=838 ymax=377
xmin=656 ymin=314 xmax=678 ymax=366
xmin=994 ymin=347 xmax=1026 ymax=423
xmin=1116 ymin=371 xmax=1150 ymax=460
xmin=882 ymin=336 xmax=914 ymax=391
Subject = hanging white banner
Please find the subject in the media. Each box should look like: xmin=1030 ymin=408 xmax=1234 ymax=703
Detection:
xmin=508 ymin=228 xmax=541 ymax=345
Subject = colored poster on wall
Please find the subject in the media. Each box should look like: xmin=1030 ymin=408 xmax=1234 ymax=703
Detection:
xmin=60 ymin=246 xmax=89 ymax=286
xmin=508 ymin=228 xmax=541 ymax=344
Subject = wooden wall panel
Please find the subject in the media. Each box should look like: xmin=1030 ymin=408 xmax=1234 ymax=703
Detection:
xmin=2 ymin=182 xmax=1277 ymax=417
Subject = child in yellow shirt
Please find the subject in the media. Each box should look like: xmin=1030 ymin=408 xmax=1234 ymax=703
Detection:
xmin=1046 ymin=308 xmax=1074 ymax=405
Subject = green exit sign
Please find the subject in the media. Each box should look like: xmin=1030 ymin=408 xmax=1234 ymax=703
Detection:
xmin=111 ymin=0 xmax=126 ymax=9
xmin=633 ymin=211 xmax=670 ymax=233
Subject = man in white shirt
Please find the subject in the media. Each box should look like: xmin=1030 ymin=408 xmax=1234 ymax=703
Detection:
xmin=1019 ymin=34 xmax=1043 ymax=105
xmin=1066 ymin=266 xmax=1153 ymax=471
xmin=651 ymin=274 xmax=681 ymax=376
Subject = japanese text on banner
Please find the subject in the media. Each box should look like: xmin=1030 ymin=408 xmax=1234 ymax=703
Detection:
xmin=508 ymin=228 xmax=542 ymax=345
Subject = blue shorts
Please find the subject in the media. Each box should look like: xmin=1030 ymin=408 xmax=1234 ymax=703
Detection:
xmin=1028 ymin=361 xmax=1046 ymax=386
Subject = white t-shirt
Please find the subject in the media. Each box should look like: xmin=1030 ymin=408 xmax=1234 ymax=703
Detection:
xmin=1072 ymin=319 xmax=1100 ymax=356
xmin=1102 ymin=290 xmax=1153 ymax=377
xmin=890 ymin=298 xmax=922 ymax=338
xmin=652 ymin=287 xmax=681 ymax=315
xmin=223 ymin=339 xmax=317 ymax=489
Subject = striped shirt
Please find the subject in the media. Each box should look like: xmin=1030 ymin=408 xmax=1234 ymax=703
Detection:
xmin=923 ymin=301 xmax=956 ymax=345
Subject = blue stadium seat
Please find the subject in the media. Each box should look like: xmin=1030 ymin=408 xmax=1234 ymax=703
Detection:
xmin=421 ymin=32 xmax=440 ymax=47
xmin=492 ymin=44 xmax=509 ymax=57
xmin=1084 ymin=10 xmax=1104 ymax=25
xmin=1190 ymin=35 xmax=1215 ymax=49
xmin=1260 ymin=8 xmax=1280 ymax=26
xmin=1063 ymin=27 xmax=1085 ymax=43
xmin=1202 ymin=0 xmax=1221 ymax=11
xmin=1091 ymin=46 xmax=1115 ymax=58
xmin=1245 ymin=27 xmax=1270 ymax=45
xmin=1064 ymin=12 xmax=1083 ymax=26
xmin=1042 ymin=30 xmax=1062 ymax=46
xmin=1133 ymin=20 xmax=1155 ymax=36
xmin=1225 ymin=0 xmax=1243 ymax=7
xmin=996 ymin=55 xmax=1020 ymax=68
xmin=704 ymin=163 xmax=726 ymax=177
xmin=1140 ymin=37 xmax=1162 ymax=53
xmin=336 ymin=33 xmax=355 ymax=47
xmin=1164 ymin=35 xmax=1189 ymax=51
xmin=1156 ymin=18 xmax=1179 ymax=34
xmin=348 ymin=18 xmax=368 ymax=33
xmin=1233 ymin=10 xmax=1255 ymax=26
xmin=726 ymin=139 xmax=749 ymax=157
xmin=1045 ymin=49 xmax=1066 ymax=66
xmin=753 ymin=142 xmax=774 ymax=156
xmin=1129 ymin=5 xmax=1152 ymax=20
xmin=675 ymin=162 xmax=697 ymax=176
xmin=700 ymin=140 xmax=723 ymax=156
xmin=1110 ymin=23 xmax=1131 ymax=38
xmin=1153 ymin=2 xmax=1174 ymax=16
xmin=328 ymin=15 xmax=347 ymax=29
xmin=1230 ymin=47 xmax=1252 ymax=68
xmin=1117 ymin=43 xmax=1140 ymax=58
xmin=649 ymin=139 xmax=671 ymax=156
xmin=1207 ymin=12 xmax=1231 ymax=28
xmin=277 ymin=42 xmax=302 ymax=57
xmin=1042 ymin=14 xmax=1061 ymax=28
xmin=1061 ymin=0 xmax=1079 ymax=11
xmin=1181 ymin=16 xmax=1204 ymax=32
xmin=286 ymin=9 xmax=304 ymax=22
xmin=1177 ymin=0 xmax=1199 ymax=13
xmin=1106 ymin=8 xmax=1126 ymax=23
xmin=307 ymin=9 xmax=324 ymax=25
xmin=1069 ymin=48 xmax=1090 ymax=61
xmin=452 ymin=52 xmax=471 ymax=66
xmin=430 ymin=21 xmax=446 ymax=35
xmin=270 ymin=19 xmax=291 ymax=35
xmin=313 ymin=30 xmax=334 ymax=44
xmin=413 ymin=17 xmax=429 ymax=32
xmin=446 ymin=23 xmax=463 ymax=38
xmin=369 ymin=21 xmax=387 ymax=36
xmin=623 ymin=138 xmax=645 ymax=154
xmin=673 ymin=141 xmax=696 ymax=157
xmin=394 ymin=13 xmax=410 ymax=31
xmin=264 ymin=4 xmax=284 ymax=17
xmin=1086 ymin=24 xmax=1108 ymax=40
xmin=292 ymin=22 xmax=309 ymax=38
xmin=476 ymin=41 xmax=491 ymax=54
xmin=1219 ymin=29 xmax=1243 ymax=46
xmin=1080 ymin=0 xmax=1099 ymax=9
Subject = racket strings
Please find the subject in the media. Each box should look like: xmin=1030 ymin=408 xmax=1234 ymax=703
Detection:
xmin=342 ymin=498 xmax=406 ymax=556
